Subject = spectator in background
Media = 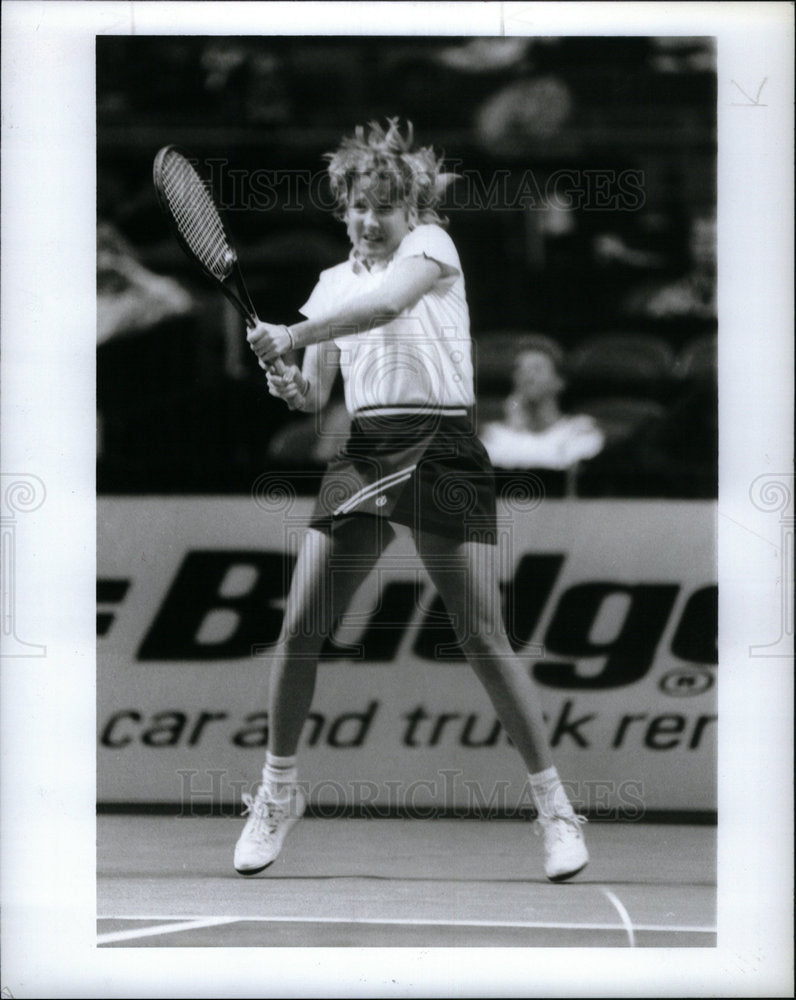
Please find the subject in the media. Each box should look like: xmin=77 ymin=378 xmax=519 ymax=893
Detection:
xmin=576 ymin=345 xmax=717 ymax=499
xmin=97 ymin=221 xmax=193 ymax=345
xmin=479 ymin=337 xmax=605 ymax=471
xmin=97 ymin=221 xmax=194 ymax=467
xmin=643 ymin=213 xmax=716 ymax=321
xmin=619 ymin=212 xmax=717 ymax=332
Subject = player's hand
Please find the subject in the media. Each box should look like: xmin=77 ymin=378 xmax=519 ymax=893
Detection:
xmin=247 ymin=321 xmax=292 ymax=365
xmin=265 ymin=364 xmax=308 ymax=408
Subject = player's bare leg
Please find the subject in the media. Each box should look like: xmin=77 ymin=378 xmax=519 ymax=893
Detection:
xmin=268 ymin=517 xmax=394 ymax=755
xmin=235 ymin=516 xmax=393 ymax=875
xmin=414 ymin=530 xmax=553 ymax=770
xmin=414 ymin=529 xmax=588 ymax=881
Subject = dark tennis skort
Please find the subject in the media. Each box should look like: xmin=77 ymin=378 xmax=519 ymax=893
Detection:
xmin=309 ymin=411 xmax=498 ymax=543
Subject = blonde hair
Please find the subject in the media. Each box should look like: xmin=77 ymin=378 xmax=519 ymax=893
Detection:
xmin=325 ymin=118 xmax=459 ymax=227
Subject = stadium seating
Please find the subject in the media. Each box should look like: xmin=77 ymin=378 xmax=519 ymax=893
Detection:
xmin=567 ymin=332 xmax=677 ymax=399
xmin=577 ymin=396 xmax=666 ymax=445
xmin=674 ymin=332 xmax=717 ymax=380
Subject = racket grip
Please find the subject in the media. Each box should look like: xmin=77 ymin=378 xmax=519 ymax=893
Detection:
xmin=246 ymin=319 xmax=309 ymax=403
xmin=270 ymin=357 xmax=310 ymax=408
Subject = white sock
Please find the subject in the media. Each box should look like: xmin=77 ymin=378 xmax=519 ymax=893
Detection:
xmin=262 ymin=752 xmax=298 ymax=796
xmin=528 ymin=766 xmax=575 ymax=819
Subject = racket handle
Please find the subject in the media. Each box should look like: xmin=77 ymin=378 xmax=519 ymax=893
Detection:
xmin=271 ymin=357 xmax=309 ymax=394
xmin=246 ymin=317 xmax=309 ymax=403
xmin=268 ymin=357 xmax=310 ymax=409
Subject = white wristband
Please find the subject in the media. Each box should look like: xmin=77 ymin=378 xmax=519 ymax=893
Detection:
xmin=283 ymin=325 xmax=295 ymax=351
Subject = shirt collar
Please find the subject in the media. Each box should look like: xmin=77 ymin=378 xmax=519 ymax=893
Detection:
xmin=350 ymin=248 xmax=393 ymax=275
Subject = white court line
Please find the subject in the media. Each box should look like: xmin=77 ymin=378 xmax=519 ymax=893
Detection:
xmin=600 ymin=887 xmax=636 ymax=947
xmin=99 ymin=914 xmax=715 ymax=944
xmin=97 ymin=916 xmax=239 ymax=945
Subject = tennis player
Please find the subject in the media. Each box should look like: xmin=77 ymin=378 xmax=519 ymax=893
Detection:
xmin=237 ymin=120 xmax=588 ymax=882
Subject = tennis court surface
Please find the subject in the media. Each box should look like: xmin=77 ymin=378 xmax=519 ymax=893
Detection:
xmin=97 ymin=814 xmax=715 ymax=948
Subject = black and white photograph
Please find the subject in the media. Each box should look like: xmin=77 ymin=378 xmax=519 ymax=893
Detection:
xmin=1 ymin=2 xmax=793 ymax=997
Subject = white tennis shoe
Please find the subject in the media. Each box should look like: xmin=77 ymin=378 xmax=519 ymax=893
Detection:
xmin=535 ymin=813 xmax=589 ymax=882
xmin=234 ymin=782 xmax=306 ymax=875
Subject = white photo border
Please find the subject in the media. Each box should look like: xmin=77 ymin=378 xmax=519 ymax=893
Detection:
xmin=1 ymin=2 xmax=793 ymax=996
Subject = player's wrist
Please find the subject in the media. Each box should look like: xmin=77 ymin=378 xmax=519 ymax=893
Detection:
xmin=286 ymin=321 xmax=317 ymax=350
xmin=292 ymin=381 xmax=312 ymax=411
xmin=282 ymin=325 xmax=296 ymax=352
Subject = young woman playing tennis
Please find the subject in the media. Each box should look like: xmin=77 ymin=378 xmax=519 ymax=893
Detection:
xmin=238 ymin=119 xmax=588 ymax=882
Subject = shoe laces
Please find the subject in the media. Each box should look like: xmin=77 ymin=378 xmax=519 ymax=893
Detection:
xmin=535 ymin=813 xmax=587 ymax=842
xmin=241 ymin=787 xmax=288 ymax=836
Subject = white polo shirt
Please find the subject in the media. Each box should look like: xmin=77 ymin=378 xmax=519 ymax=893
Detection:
xmin=299 ymin=224 xmax=475 ymax=415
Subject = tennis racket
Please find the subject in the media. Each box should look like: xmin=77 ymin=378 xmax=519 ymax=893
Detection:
xmin=152 ymin=144 xmax=307 ymax=399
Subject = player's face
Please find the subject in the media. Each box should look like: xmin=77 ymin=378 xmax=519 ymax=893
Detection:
xmin=345 ymin=178 xmax=411 ymax=263
xmin=513 ymin=350 xmax=564 ymax=403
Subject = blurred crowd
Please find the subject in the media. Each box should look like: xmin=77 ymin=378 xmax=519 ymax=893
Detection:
xmin=97 ymin=35 xmax=717 ymax=499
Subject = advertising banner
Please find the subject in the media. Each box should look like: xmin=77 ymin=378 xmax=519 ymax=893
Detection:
xmin=98 ymin=496 xmax=717 ymax=816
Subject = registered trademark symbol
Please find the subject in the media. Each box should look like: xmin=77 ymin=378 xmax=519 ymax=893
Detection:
xmin=659 ymin=668 xmax=714 ymax=697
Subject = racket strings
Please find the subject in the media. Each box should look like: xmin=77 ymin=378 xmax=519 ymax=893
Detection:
xmin=160 ymin=153 xmax=231 ymax=279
